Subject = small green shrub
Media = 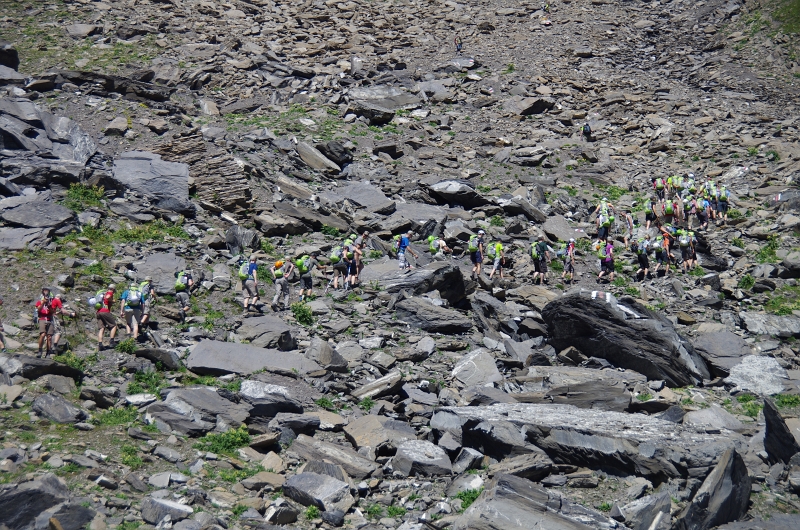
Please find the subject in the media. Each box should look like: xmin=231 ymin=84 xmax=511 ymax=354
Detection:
xmin=93 ymin=406 xmax=138 ymax=426
xmin=320 ymin=225 xmax=340 ymax=237
xmin=365 ymin=503 xmax=383 ymax=519
xmin=455 ymin=488 xmax=484 ymax=512
xmin=305 ymin=505 xmax=321 ymax=519
xmin=598 ymin=502 xmax=613 ymax=512
xmin=387 ymin=505 xmax=406 ymax=517
xmin=489 ymin=215 xmax=505 ymax=227
xmin=115 ymin=338 xmax=137 ymax=354
xmin=120 ymin=445 xmax=143 ymax=469
xmin=737 ymin=394 xmax=756 ymax=403
xmin=315 ymin=397 xmax=337 ymax=411
xmin=747 ymin=146 xmax=759 ymax=156
xmin=358 ymin=397 xmax=375 ymax=412
xmin=775 ymin=394 xmax=800 ymax=408
xmin=756 ymin=236 xmax=780 ymax=263
xmin=127 ymin=370 xmax=167 ymax=396
xmin=62 ymin=183 xmax=105 ymax=212
xmin=53 ymin=351 xmax=86 ymax=371
xmin=502 ymin=63 xmax=515 ymax=74
xmin=232 ymin=505 xmax=248 ymax=518
xmin=741 ymin=401 xmax=763 ymax=418
xmin=291 ymin=302 xmax=314 ymax=326
xmin=193 ymin=425 xmax=251 ymax=455
xmin=738 ymin=274 xmax=755 ymax=290
xmin=636 ymin=393 xmax=653 ymax=402
xmin=625 ymin=287 xmax=640 ymax=297
xmin=732 ymin=238 xmax=745 ymax=248
xmin=612 ymin=276 xmax=628 ymax=287
xmin=766 ymin=149 xmax=780 ymax=161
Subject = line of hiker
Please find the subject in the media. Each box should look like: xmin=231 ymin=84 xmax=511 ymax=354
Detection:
xmin=652 ymin=173 xmax=732 ymax=230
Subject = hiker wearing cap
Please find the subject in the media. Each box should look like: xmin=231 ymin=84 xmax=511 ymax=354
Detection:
xmin=531 ymin=235 xmax=550 ymax=285
xmin=242 ymin=255 xmax=260 ymax=313
xmin=51 ymin=294 xmax=76 ymax=354
xmin=35 ymin=287 xmax=55 ymax=357
xmin=595 ymin=197 xmax=614 ymax=242
xmin=561 ymin=239 xmax=576 ymax=284
xmin=271 ymin=259 xmax=295 ymax=311
xmin=397 ymin=230 xmax=418 ymax=273
xmin=120 ymin=283 xmax=144 ymax=341
xmin=139 ymin=276 xmax=156 ymax=329
xmin=96 ymin=284 xmax=118 ymax=351
xmin=488 ymin=241 xmax=505 ymax=280
xmin=0 ymin=296 xmax=7 ymax=353
xmin=299 ymin=251 xmax=324 ymax=300
xmin=428 ymin=235 xmax=451 ymax=261
xmin=469 ymin=230 xmax=486 ymax=280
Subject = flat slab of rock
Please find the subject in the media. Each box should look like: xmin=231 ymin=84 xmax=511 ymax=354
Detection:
xmin=1 ymin=200 xmax=73 ymax=229
xmin=396 ymin=298 xmax=472 ymax=334
xmin=239 ymin=380 xmax=303 ymax=418
xmin=442 ymin=403 xmax=741 ymax=481
xmin=344 ymin=415 xmax=416 ymax=452
xmin=112 ymin=151 xmax=193 ymax=215
xmin=452 ymin=349 xmax=503 ymax=387
xmin=140 ymin=497 xmax=193 ymax=525
xmin=32 ymin=392 xmax=87 ymax=424
xmin=291 ymin=434 xmax=377 ymax=479
xmin=739 ymin=312 xmax=800 ymax=338
xmin=0 ymin=353 xmax=83 ymax=380
xmin=724 ymin=355 xmax=788 ymax=395
xmin=393 ymin=440 xmax=452 ymax=476
xmin=359 ymin=261 xmax=468 ymax=306
xmin=186 ymin=340 xmax=320 ymax=376
xmin=133 ymin=253 xmax=186 ymax=296
xmin=237 ymin=316 xmax=297 ymax=350
xmin=692 ymin=331 xmax=752 ymax=378
xmin=283 ymin=472 xmax=354 ymax=512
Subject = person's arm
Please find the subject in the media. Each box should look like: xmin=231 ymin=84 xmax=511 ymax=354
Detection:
xmin=120 ymin=297 xmax=125 ymax=316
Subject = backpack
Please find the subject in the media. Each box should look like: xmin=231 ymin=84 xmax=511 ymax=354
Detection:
xmin=238 ymin=261 xmax=251 ymax=280
xmin=175 ymin=271 xmax=187 ymax=291
xmin=139 ymin=281 xmax=152 ymax=300
xmin=655 ymin=178 xmax=665 ymax=190
xmin=665 ymin=202 xmax=674 ymax=215
xmin=679 ymin=235 xmax=690 ymax=247
xmin=295 ymin=255 xmax=310 ymax=274
xmin=392 ymin=235 xmax=401 ymax=252
xmin=555 ymin=243 xmax=567 ymax=258
xmin=636 ymin=240 xmax=649 ymax=255
xmin=429 ymin=238 xmax=439 ymax=254
xmin=330 ymin=246 xmax=343 ymax=263
xmin=127 ymin=286 xmax=142 ymax=307
xmin=719 ymin=186 xmax=728 ymax=201
xmin=530 ymin=243 xmax=539 ymax=259
xmin=596 ymin=244 xmax=608 ymax=259
xmin=89 ymin=289 xmax=107 ymax=310
xmin=468 ymin=235 xmax=479 ymax=253
xmin=487 ymin=243 xmax=498 ymax=257
xmin=582 ymin=124 xmax=591 ymax=135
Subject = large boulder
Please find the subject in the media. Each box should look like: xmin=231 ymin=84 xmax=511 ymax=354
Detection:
xmin=395 ymin=298 xmax=472 ymax=334
xmin=392 ymin=440 xmax=452 ymax=476
xmin=185 ymin=340 xmax=320 ymax=375
xmin=291 ymin=434 xmax=378 ymax=479
xmin=453 ymin=473 xmax=619 ymax=530
xmin=0 ymin=41 xmax=19 ymax=70
xmin=541 ymin=215 xmax=588 ymax=242
xmin=427 ymin=180 xmax=490 ymax=208
xmin=739 ymin=311 xmax=800 ymax=338
xmin=0 ymin=353 xmax=83 ymax=381
xmin=159 ymin=387 xmax=251 ymax=427
xmin=543 ymin=291 xmax=709 ymax=387
xmin=239 ymin=380 xmax=303 ymax=418
xmin=675 ymin=449 xmax=750 ymax=530
xmin=0 ymin=227 xmax=54 ymax=250
xmin=32 ymin=392 xmax=87 ymax=424
xmin=452 ymin=349 xmax=503 ymax=387
xmin=764 ymin=398 xmax=800 ymax=464
xmin=1 ymin=200 xmax=74 ymax=229
xmin=305 ymin=337 xmax=347 ymax=372
xmin=296 ymin=142 xmax=341 ymax=172
xmin=359 ymin=261 xmax=469 ymax=305
xmin=442 ymin=403 xmax=741 ymax=482
xmin=133 ymin=252 xmax=187 ymax=295
xmin=237 ymin=316 xmax=297 ymax=351
xmin=283 ymin=472 xmax=355 ymax=512
xmin=724 ymin=355 xmax=788 ymax=395
xmin=515 ymin=366 xmax=643 ymax=412
xmin=691 ymin=331 xmax=751 ymax=378
xmin=140 ymin=497 xmax=194 ymax=525
xmin=111 ymin=151 xmax=194 ymax=215
xmin=0 ymin=474 xmax=71 ymax=529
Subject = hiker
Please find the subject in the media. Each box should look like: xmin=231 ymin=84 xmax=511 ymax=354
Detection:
xmin=120 ymin=283 xmax=144 ymax=340
xmin=329 ymin=244 xmax=350 ymax=288
xmin=175 ymin=270 xmax=194 ymax=295
xmin=581 ymin=123 xmax=592 ymax=141
xmin=693 ymin=195 xmax=710 ymax=231
xmin=298 ymin=251 xmax=323 ymax=300
xmin=430 ymin=235 xmax=451 ymax=261
xmin=662 ymin=198 xmax=676 ymax=225
xmin=455 ymin=35 xmax=463 ymax=54
xmin=596 ymin=197 xmax=614 ymax=241
xmin=621 ymin=210 xmax=634 ymax=247
xmin=96 ymin=284 xmax=117 ymax=351
xmin=561 ymin=239 xmax=576 ymax=284
xmin=139 ymin=276 xmax=156 ymax=329
xmin=531 ymin=235 xmax=550 ymax=285
xmin=271 ymin=259 xmax=295 ymax=311
xmin=397 ymin=230 xmax=418 ymax=272
xmin=668 ymin=174 xmax=685 ymax=196
xmin=674 ymin=195 xmax=685 ymax=226
xmin=653 ymin=176 xmax=666 ymax=202
xmin=469 ymin=230 xmax=486 ymax=280
xmin=0 ymin=296 xmax=7 ymax=353
xmin=716 ymin=184 xmax=731 ymax=223
xmin=346 ymin=245 xmax=360 ymax=289
xmin=241 ymin=255 xmax=260 ymax=313
xmin=176 ymin=290 xmax=190 ymax=324
xmin=634 ymin=235 xmax=651 ymax=281
xmin=35 ymin=287 xmax=55 ymax=357
xmin=487 ymin=241 xmax=505 ymax=280
xmin=51 ymin=294 xmax=76 ymax=354
xmin=652 ymin=234 xmax=669 ymax=276
xmin=596 ymin=240 xmax=615 ymax=283
xmin=646 ymin=197 xmax=658 ymax=230
xmin=354 ymin=231 xmax=370 ymax=281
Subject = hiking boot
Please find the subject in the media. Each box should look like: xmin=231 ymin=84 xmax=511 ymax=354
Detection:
xmin=98 ymin=342 xmax=104 ymax=352
xmin=36 ymin=350 xmax=43 ymax=358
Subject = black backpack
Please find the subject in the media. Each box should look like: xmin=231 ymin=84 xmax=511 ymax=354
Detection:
xmin=582 ymin=124 xmax=591 ymax=136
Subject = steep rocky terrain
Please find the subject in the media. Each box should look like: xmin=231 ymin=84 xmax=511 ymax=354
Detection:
xmin=1 ymin=0 xmax=800 ymax=528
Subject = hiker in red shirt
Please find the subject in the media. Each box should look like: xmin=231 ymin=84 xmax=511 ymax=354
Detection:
xmin=96 ymin=284 xmax=118 ymax=352
xmin=35 ymin=287 xmax=54 ymax=357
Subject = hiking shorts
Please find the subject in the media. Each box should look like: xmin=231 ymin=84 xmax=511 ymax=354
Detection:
xmin=601 ymin=259 xmax=614 ymax=273
xmin=334 ymin=261 xmax=348 ymax=274
xmin=38 ymin=319 xmax=54 ymax=335
xmin=124 ymin=308 xmax=142 ymax=327
xmin=470 ymin=251 xmax=483 ymax=264
xmin=300 ymin=274 xmax=313 ymax=290
xmin=680 ymin=246 xmax=692 ymax=260
xmin=655 ymin=251 xmax=667 ymax=264
xmin=142 ymin=299 xmax=153 ymax=316
xmin=398 ymin=252 xmax=408 ymax=270
xmin=638 ymin=254 xmax=650 ymax=269
xmin=492 ymin=257 xmax=502 ymax=270
xmin=348 ymin=262 xmax=359 ymax=276
xmin=433 ymin=252 xmax=446 ymax=262
xmin=718 ymin=201 xmax=729 ymax=213
xmin=274 ymin=277 xmax=289 ymax=296
xmin=656 ymin=189 xmax=665 ymax=201
xmin=564 ymin=261 xmax=574 ymax=273
xmin=243 ymin=279 xmax=257 ymax=297
xmin=598 ymin=226 xmax=609 ymax=240
xmin=97 ymin=312 xmax=117 ymax=330
xmin=697 ymin=211 xmax=708 ymax=224
xmin=645 ymin=212 xmax=656 ymax=222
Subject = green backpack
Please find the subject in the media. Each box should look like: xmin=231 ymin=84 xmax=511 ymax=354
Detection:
xmin=175 ymin=271 xmax=187 ymax=291
xmin=530 ymin=243 xmax=539 ymax=259
xmin=238 ymin=261 xmax=250 ymax=280
xmin=295 ymin=255 xmax=311 ymax=274
xmin=89 ymin=289 xmax=107 ymax=310
xmin=468 ymin=235 xmax=479 ymax=253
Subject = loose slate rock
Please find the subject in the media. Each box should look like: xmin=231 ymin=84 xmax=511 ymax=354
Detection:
xmin=0 ymin=473 xmax=70 ymax=529
xmin=764 ymin=398 xmax=800 ymax=464
xmin=186 ymin=340 xmax=320 ymax=375
xmin=140 ymin=497 xmax=194 ymax=524
xmin=283 ymin=472 xmax=355 ymax=512
xmin=32 ymin=392 xmax=87 ymax=424
xmin=393 ymin=440 xmax=452 ymax=476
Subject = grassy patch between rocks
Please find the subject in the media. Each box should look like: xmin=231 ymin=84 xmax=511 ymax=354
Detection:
xmin=92 ymin=406 xmax=138 ymax=426
xmin=455 ymin=487 xmax=484 ymax=512
xmin=193 ymin=425 xmax=250 ymax=456
xmin=764 ymin=285 xmax=800 ymax=315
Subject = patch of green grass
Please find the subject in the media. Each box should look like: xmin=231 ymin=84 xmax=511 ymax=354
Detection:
xmin=232 ymin=504 xmax=248 ymax=518
xmin=126 ymin=370 xmax=167 ymax=396
xmin=598 ymin=502 xmax=613 ymax=512
xmin=305 ymin=505 xmax=320 ymax=519
xmin=92 ymin=406 xmax=138 ymax=426
xmin=741 ymin=401 xmax=763 ymax=418
xmin=477 ymin=185 xmax=492 ymax=193
xmin=53 ymin=351 xmax=87 ymax=372
xmin=732 ymin=238 xmax=745 ymax=248
xmin=120 ymin=445 xmax=143 ymax=470
xmin=358 ymin=397 xmax=375 ymax=412
xmin=455 ymin=488 xmax=484 ymax=512
xmin=215 ymin=465 xmax=263 ymax=483
xmin=688 ymin=266 xmax=706 ymax=278
xmin=193 ymin=425 xmax=251 ymax=455
xmin=775 ymin=394 xmax=800 ymax=408
xmin=766 ymin=149 xmax=781 ymax=161
xmin=501 ymin=63 xmax=515 ymax=74
xmin=612 ymin=276 xmax=628 ymax=287
xmin=748 ymin=146 xmax=759 ymax=156
xmin=62 ymin=184 xmax=105 ymax=212
xmin=291 ymin=302 xmax=314 ymax=326
xmin=387 ymin=505 xmax=406 ymax=518
xmin=315 ymin=397 xmax=337 ymax=411
xmin=625 ymin=287 xmax=640 ymax=297
xmin=636 ymin=393 xmax=653 ymax=402
xmin=365 ymin=503 xmax=383 ymax=519
xmin=115 ymin=338 xmax=137 ymax=354
xmin=321 ymin=225 xmax=340 ymax=237
xmin=737 ymin=393 xmax=756 ymax=403
xmin=563 ymin=185 xmax=579 ymax=197
xmin=114 ymin=220 xmax=190 ymax=243
xmin=596 ymin=184 xmax=627 ymax=202
xmin=765 ymin=286 xmax=800 ymax=315
xmin=775 ymin=0 xmax=800 ymax=33
xmin=738 ymin=274 xmax=755 ymax=290
xmin=756 ymin=236 xmax=780 ymax=263
xmin=117 ymin=522 xmax=141 ymax=530
xmin=489 ymin=215 xmax=505 ymax=227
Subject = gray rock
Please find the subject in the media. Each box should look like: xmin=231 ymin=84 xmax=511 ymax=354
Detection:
xmin=359 ymin=261 xmax=469 ymax=306
xmin=724 ymin=355 xmax=788 ymax=395
xmin=716 ymin=514 xmax=800 ymax=529
xmin=283 ymin=472 xmax=355 ymax=512
xmin=344 ymin=415 xmax=417 ymax=452
xmin=0 ymin=64 xmax=24 ymax=85
xmin=291 ymin=434 xmax=378 ymax=479
xmin=185 ymin=340 xmax=320 ymax=375
xmin=452 ymin=349 xmax=502 ymax=387
xmin=350 ymin=371 xmax=403 ymax=400
xmin=428 ymin=180 xmax=489 ymax=208
xmin=33 ymin=502 xmax=96 ymax=530
xmin=65 ymin=24 xmax=101 ymax=38
xmin=543 ymin=291 xmax=709 ymax=387
xmin=443 ymin=403 xmax=740 ymax=481
xmin=296 ymin=142 xmax=341 ymax=172
xmin=153 ymin=445 xmax=182 ymax=463
xmin=104 ymin=116 xmax=129 ymax=135
xmin=112 ymin=151 xmax=194 ymax=215
xmin=675 ymin=448 xmax=750 ymax=530
xmin=1 ymin=200 xmax=74 ymax=229
xmin=237 ymin=316 xmax=297 ymax=350
xmin=764 ymin=398 xmax=800 ymax=464
xmin=133 ymin=252 xmax=187 ymax=295
xmin=396 ymin=298 xmax=472 ymax=334
xmin=0 ymin=41 xmax=19 ymax=70
xmin=239 ymin=380 xmax=303 ymax=418
xmin=161 ymin=386 xmax=250 ymax=426
xmin=616 ymin=492 xmax=671 ymax=530
xmin=453 ymin=473 xmax=619 ymax=530
xmin=542 ymin=215 xmax=588 ymax=242
xmin=739 ymin=312 xmax=800 ymax=338
xmin=349 ymin=100 xmax=395 ymax=125
xmin=393 ymin=440 xmax=452 ymax=476
xmin=32 ymin=393 xmax=87 ymax=424
xmin=516 ymin=366 xmax=642 ymax=412
xmin=503 ymin=96 xmax=555 ymax=115
xmin=0 ymin=227 xmax=54 ymax=250
xmin=140 ymin=497 xmax=194 ymax=525
xmin=305 ymin=337 xmax=347 ymax=372
xmin=487 ymin=452 xmax=556 ymax=481
xmin=0 ymin=473 xmax=70 ymax=529
xmin=134 ymin=347 xmax=182 ymax=371
xmin=691 ymin=332 xmax=751 ymax=378
xmin=684 ymin=405 xmax=745 ymax=433
xmin=225 ymin=225 xmax=260 ymax=256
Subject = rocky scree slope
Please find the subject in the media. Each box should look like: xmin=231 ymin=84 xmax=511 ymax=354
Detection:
xmin=1 ymin=0 xmax=800 ymax=528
